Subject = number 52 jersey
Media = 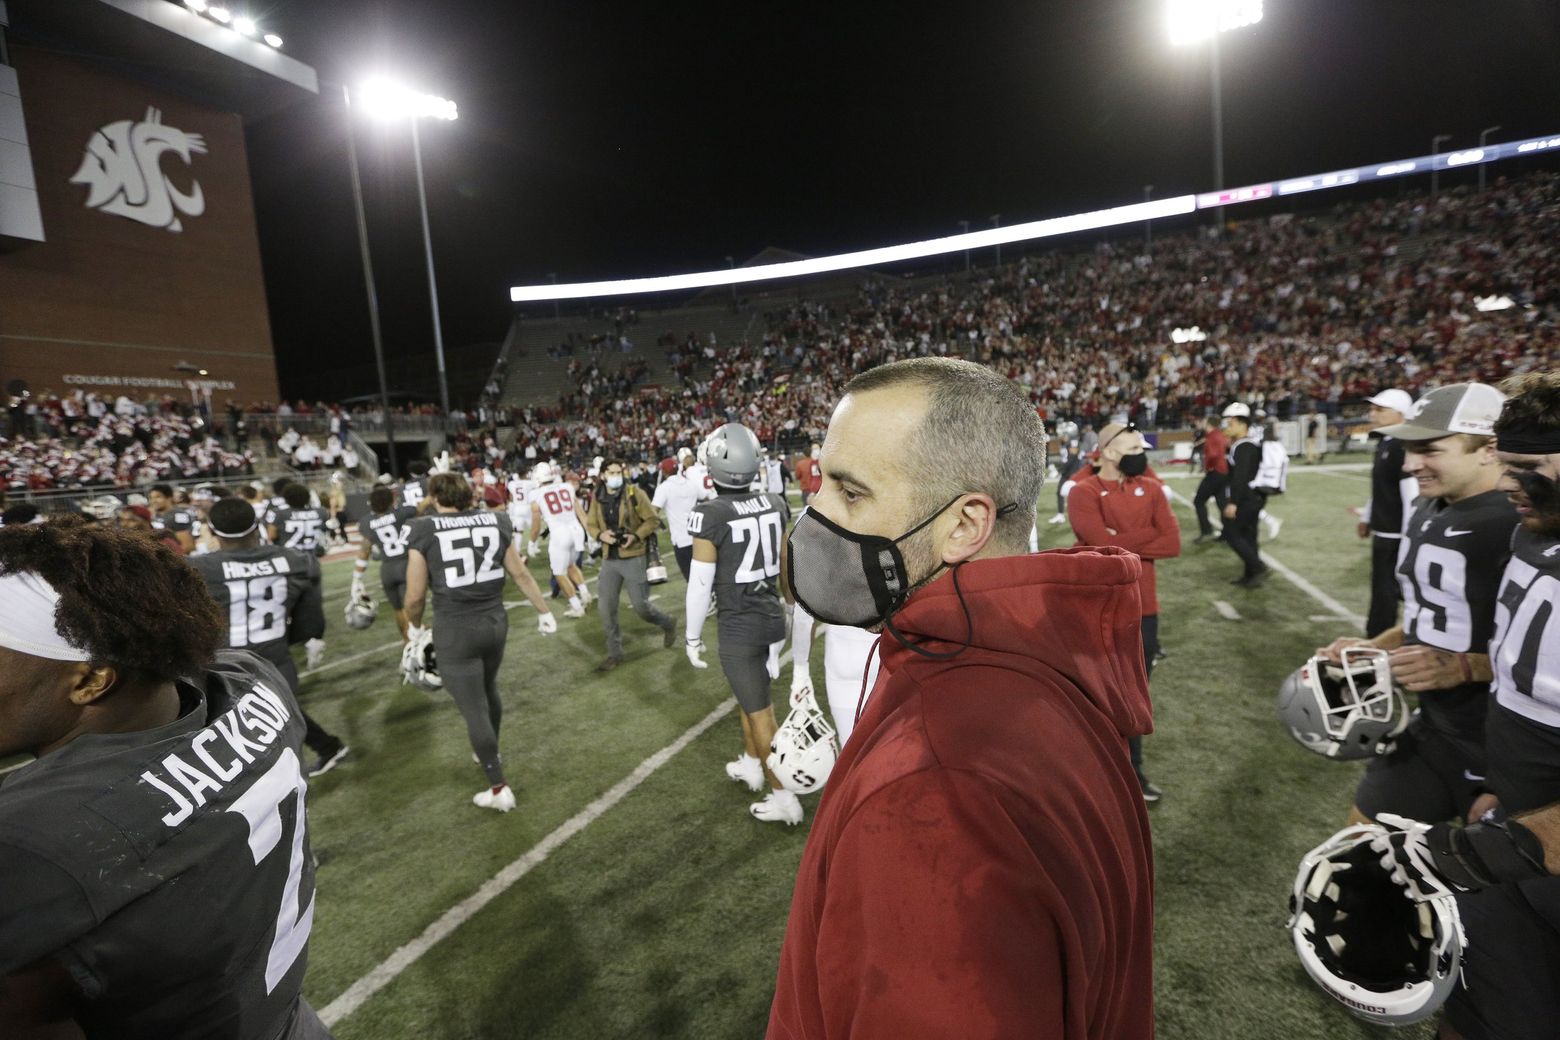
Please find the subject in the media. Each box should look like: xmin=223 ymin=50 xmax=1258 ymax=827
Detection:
xmin=689 ymin=491 xmax=790 ymax=645
xmin=407 ymin=509 xmax=514 ymax=618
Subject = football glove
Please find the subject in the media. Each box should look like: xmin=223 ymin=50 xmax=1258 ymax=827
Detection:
xmin=685 ymin=638 xmax=708 ymax=669
xmin=527 ymin=541 xmax=541 ymax=557
xmin=537 ymin=612 xmax=557 ymax=635
xmin=350 ymin=573 xmax=367 ymax=601
xmin=1372 ymin=812 xmax=1548 ymax=901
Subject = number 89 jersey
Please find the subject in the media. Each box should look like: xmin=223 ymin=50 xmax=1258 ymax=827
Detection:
xmin=689 ymin=491 xmax=790 ymax=645
xmin=407 ymin=509 xmax=513 ymax=619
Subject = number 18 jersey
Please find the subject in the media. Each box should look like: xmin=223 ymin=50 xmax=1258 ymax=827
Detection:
xmin=690 ymin=491 xmax=789 ymax=645
xmin=407 ymin=509 xmax=513 ymax=619
xmin=190 ymin=546 xmax=323 ymax=687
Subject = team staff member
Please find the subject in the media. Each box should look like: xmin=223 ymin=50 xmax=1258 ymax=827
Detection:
xmin=652 ymin=447 xmax=714 ymax=580
xmin=1220 ymin=402 xmax=1270 ymax=587
xmin=796 ymin=443 xmax=823 ymax=505
xmin=769 ymin=358 xmax=1154 ymax=1039
xmin=583 ymin=460 xmax=677 ymax=672
xmin=1358 ymin=388 xmax=1416 ymax=637
xmin=1192 ymin=415 xmax=1229 ymax=543
xmin=1069 ymin=422 xmax=1181 ymax=803
xmin=0 ymin=518 xmax=335 ymax=1039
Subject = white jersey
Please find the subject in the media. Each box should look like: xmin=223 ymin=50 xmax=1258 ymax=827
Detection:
xmin=652 ymin=470 xmax=716 ymax=549
xmin=764 ymin=459 xmax=784 ymax=495
xmin=507 ymin=477 xmax=535 ymax=532
xmin=528 ymin=480 xmax=583 ymax=533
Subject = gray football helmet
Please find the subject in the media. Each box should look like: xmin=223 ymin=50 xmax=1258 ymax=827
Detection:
xmin=698 ymin=422 xmax=762 ymax=489
xmin=1277 ymin=647 xmax=1408 ymax=760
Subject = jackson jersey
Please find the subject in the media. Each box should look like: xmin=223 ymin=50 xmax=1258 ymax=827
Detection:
xmin=0 ymin=651 xmax=319 ymax=1039
xmin=190 ymin=546 xmax=324 ymax=685
xmin=266 ymin=507 xmax=327 ymax=553
xmin=529 ymin=480 xmax=583 ymax=532
xmin=407 ymin=509 xmax=514 ymax=618
xmin=359 ymin=506 xmax=417 ymax=565
xmin=1395 ymin=489 xmax=1518 ymax=744
xmin=689 ymin=491 xmax=789 ymax=644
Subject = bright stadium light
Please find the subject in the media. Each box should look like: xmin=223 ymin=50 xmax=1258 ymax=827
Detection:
xmin=233 ymin=16 xmax=257 ymax=36
xmin=183 ymin=0 xmax=209 ymax=12
xmin=264 ymin=33 xmax=283 ymax=48
xmin=1167 ymin=0 xmax=1263 ymax=45
xmin=356 ymin=78 xmax=459 ymax=122
xmin=207 ymin=6 xmax=231 ymax=24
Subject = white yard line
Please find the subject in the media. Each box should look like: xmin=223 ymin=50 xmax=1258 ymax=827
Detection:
xmin=320 ymin=647 xmax=794 ymax=1028
xmin=1212 ymin=600 xmax=1242 ymax=620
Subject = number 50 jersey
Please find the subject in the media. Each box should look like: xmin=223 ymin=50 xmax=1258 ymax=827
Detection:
xmin=407 ymin=509 xmax=514 ymax=619
xmin=689 ymin=491 xmax=790 ymax=646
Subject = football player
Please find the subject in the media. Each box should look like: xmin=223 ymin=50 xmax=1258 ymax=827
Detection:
xmin=788 ymin=605 xmax=879 ymax=748
xmin=405 ymin=473 xmax=558 ymax=813
xmin=190 ymin=499 xmax=350 ymax=778
xmin=147 ymin=481 xmax=196 ymax=554
xmin=400 ymin=459 xmax=431 ymax=512
xmin=527 ymin=461 xmax=592 ymax=618
xmin=0 ymin=518 xmax=334 ymax=1038
xmin=356 ymin=485 xmax=418 ymax=642
xmin=266 ymin=483 xmax=329 ymax=668
xmin=652 ymin=447 xmax=716 ymax=581
xmin=684 ymin=423 xmax=801 ymax=824
xmin=1317 ymin=384 xmax=1515 ymax=827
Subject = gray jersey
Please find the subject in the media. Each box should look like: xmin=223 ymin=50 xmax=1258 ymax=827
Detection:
xmin=407 ymin=509 xmax=514 ymax=619
xmin=190 ymin=546 xmax=324 ymax=683
xmin=360 ymin=505 xmax=417 ymax=580
xmin=266 ymin=507 xmax=327 ymax=553
xmin=689 ymin=491 xmax=789 ymax=644
xmin=401 ymin=478 xmax=428 ymax=511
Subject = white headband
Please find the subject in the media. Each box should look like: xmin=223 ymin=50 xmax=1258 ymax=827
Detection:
xmin=0 ymin=571 xmax=91 ymax=662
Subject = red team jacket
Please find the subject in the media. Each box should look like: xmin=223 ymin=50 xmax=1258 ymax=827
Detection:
xmin=1067 ymin=470 xmax=1181 ymax=616
xmin=767 ymin=548 xmax=1156 ymax=1040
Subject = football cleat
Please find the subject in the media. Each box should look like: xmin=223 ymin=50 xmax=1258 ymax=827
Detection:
xmin=578 ymin=585 xmax=593 ymax=605
xmin=307 ymin=741 xmax=350 ymax=778
xmin=473 ymin=784 xmax=516 ymax=813
xmin=564 ymin=603 xmax=586 ymax=619
xmin=750 ymin=789 xmax=804 ymax=825
xmin=726 ymin=754 xmax=764 ymax=792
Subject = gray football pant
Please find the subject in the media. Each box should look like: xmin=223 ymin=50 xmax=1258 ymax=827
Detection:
xmin=597 ymin=554 xmax=673 ymax=658
xmin=434 ymin=612 xmax=508 ymax=786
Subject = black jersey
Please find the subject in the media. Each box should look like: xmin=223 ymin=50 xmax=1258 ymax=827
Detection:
xmin=407 ymin=509 xmax=514 ymax=619
xmin=359 ymin=505 xmax=417 ymax=561
xmin=1485 ymin=526 xmax=1560 ymax=816
xmin=401 ymin=477 xmax=428 ymax=511
xmin=1368 ymin=434 xmax=1412 ymax=537
xmin=0 ymin=651 xmax=318 ymax=1039
xmin=189 ymin=546 xmax=325 ymax=686
xmin=153 ymin=507 xmax=195 ymax=535
xmin=689 ymin=491 xmax=789 ymax=644
xmin=1396 ymin=489 xmax=1518 ymax=745
xmin=266 ymin=507 xmax=327 ymax=553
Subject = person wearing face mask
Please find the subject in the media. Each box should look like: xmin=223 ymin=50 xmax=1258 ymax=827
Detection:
xmin=1067 ymin=422 xmax=1181 ymax=803
xmin=583 ymin=459 xmax=677 ymax=672
xmin=769 ymin=358 xmax=1155 ymax=1040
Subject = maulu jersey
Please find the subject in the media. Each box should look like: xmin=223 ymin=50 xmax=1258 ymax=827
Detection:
xmin=407 ymin=509 xmax=514 ymax=618
xmin=528 ymin=480 xmax=583 ymax=532
xmin=1485 ymin=526 xmax=1560 ymax=817
xmin=190 ymin=546 xmax=325 ymax=687
xmin=689 ymin=490 xmax=789 ymax=644
xmin=1395 ymin=489 xmax=1518 ymax=746
xmin=266 ymin=507 xmax=327 ymax=553
xmin=0 ymin=651 xmax=320 ymax=1039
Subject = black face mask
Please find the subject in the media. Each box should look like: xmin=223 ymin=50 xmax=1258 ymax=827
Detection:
xmin=1118 ymin=453 xmax=1149 ymax=477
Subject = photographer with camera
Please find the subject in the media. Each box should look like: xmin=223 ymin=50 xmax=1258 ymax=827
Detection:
xmin=583 ymin=459 xmax=677 ymax=671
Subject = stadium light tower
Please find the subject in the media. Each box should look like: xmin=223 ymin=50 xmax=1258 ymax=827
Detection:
xmin=353 ymin=78 xmax=460 ymax=421
xmin=1478 ymin=125 xmax=1502 ymax=191
xmin=1430 ymin=133 xmax=1452 ymax=197
xmin=1168 ymin=1 xmax=1263 ymax=228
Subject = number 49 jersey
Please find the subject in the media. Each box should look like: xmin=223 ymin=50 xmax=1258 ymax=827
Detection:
xmin=689 ymin=491 xmax=790 ymax=645
xmin=0 ymin=651 xmax=318 ymax=1039
xmin=407 ymin=509 xmax=513 ymax=618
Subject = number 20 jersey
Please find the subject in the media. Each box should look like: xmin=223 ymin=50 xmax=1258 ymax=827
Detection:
xmin=0 ymin=651 xmax=318 ymax=1039
xmin=689 ymin=491 xmax=789 ymax=645
xmin=407 ymin=509 xmax=514 ymax=619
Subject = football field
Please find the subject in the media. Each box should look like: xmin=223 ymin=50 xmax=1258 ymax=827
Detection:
xmin=290 ymin=467 xmax=1429 ymax=1038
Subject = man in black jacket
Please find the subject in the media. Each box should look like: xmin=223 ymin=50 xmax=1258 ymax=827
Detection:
xmin=1358 ymin=388 xmax=1415 ymax=637
xmin=1220 ymin=402 xmax=1269 ymax=587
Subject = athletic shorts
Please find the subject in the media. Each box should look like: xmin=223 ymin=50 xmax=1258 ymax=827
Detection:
xmin=1444 ymin=879 xmax=1560 ymax=1040
xmin=824 ymin=625 xmax=880 ymax=746
xmin=1353 ymin=716 xmax=1483 ymax=823
xmin=380 ymin=557 xmax=408 ymax=610
xmin=719 ymin=640 xmax=775 ymax=715
xmin=547 ymin=523 xmax=584 ymax=575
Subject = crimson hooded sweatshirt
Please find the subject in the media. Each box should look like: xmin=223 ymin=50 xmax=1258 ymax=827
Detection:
xmin=767 ymin=547 xmax=1156 ymax=1040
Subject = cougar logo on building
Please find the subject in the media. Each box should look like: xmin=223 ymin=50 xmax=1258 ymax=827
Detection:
xmin=70 ymin=108 xmax=208 ymax=232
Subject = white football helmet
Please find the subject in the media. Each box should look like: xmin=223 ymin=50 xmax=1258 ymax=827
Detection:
xmin=531 ymin=461 xmax=553 ymax=484
xmin=766 ymin=687 xmax=839 ymax=794
xmin=344 ymin=588 xmax=377 ymax=630
xmin=1276 ymin=647 xmax=1408 ymax=760
xmin=400 ymin=626 xmax=442 ymax=692
xmin=1290 ymin=824 xmax=1464 ymax=1026
xmin=83 ymin=495 xmax=123 ymax=521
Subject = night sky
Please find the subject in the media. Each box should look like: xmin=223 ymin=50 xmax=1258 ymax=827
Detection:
xmin=244 ymin=0 xmax=1560 ymax=403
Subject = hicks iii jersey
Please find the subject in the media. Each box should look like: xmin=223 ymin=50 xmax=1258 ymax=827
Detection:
xmin=0 ymin=651 xmax=319 ymax=1040
xmin=1485 ymin=525 xmax=1560 ymax=816
xmin=689 ymin=490 xmax=790 ymax=645
xmin=190 ymin=546 xmax=325 ymax=688
xmin=407 ymin=509 xmax=514 ymax=618
xmin=1395 ymin=488 xmax=1518 ymax=746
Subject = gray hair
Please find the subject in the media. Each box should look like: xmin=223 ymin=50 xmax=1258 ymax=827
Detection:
xmin=844 ymin=357 xmax=1046 ymax=553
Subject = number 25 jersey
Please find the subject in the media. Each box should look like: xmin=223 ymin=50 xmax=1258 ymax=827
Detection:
xmin=407 ymin=509 xmax=514 ymax=619
xmin=689 ymin=491 xmax=789 ymax=645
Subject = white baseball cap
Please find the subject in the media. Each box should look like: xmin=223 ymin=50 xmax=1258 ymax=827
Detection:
xmin=1366 ymin=388 xmax=1415 ymax=416
xmin=1221 ymin=402 xmax=1252 ymax=419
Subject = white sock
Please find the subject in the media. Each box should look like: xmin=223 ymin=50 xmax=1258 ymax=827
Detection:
xmin=569 ymin=596 xmax=582 ymax=610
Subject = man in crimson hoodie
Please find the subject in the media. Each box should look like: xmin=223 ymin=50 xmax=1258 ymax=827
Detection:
xmin=772 ymin=358 xmax=1155 ymax=1040
xmin=1068 ymin=422 xmax=1181 ymax=803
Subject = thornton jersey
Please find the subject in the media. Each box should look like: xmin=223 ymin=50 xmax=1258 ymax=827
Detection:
xmin=407 ymin=509 xmax=514 ymax=618
xmin=190 ymin=546 xmax=325 ymax=688
xmin=1395 ymin=489 xmax=1518 ymax=744
xmin=0 ymin=651 xmax=318 ymax=1040
xmin=1486 ymin=526 xmax=1560 ymax=818
xmin=528 ymin=481 xmax=583 ymax=532
xmin=266 ymin=507 xmax=327 ymax=553
xmin=359 ymin=506 xmax=417 ymax=566
xmin=689 ymin=491 xmax=790 ymax=643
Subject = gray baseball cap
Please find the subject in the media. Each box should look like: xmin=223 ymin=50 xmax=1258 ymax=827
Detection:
xmin=1377 ymin=383 xmax=1505 ymax=442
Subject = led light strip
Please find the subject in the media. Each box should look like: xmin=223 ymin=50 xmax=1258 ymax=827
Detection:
xmin=510 ymin=128 xmax=1560 ymax=303
xmin=177 ymin=0 xmax=283 ymax=48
